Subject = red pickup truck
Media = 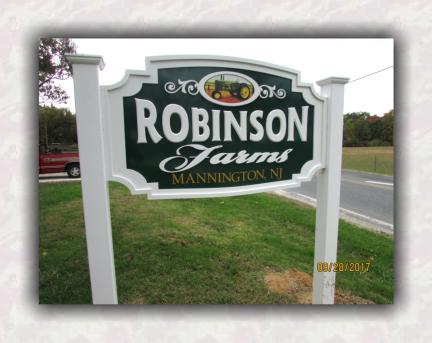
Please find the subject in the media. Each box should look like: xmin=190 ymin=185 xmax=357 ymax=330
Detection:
xmin=39 ymin=145 xmax=81 ymax=178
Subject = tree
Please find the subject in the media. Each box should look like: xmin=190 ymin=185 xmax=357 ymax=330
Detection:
xmin=343 ymin=110 xmax=394 ymax=147
xmin=39 ymin=106 xmax=77 ymax=146
xmin=38 ymin=38 xmax=76 ymax=104
xmin=343 ymin=118 xmax=357 ymax=146
xmin=379 ymin=109 xmax=394 ymax=145
xmin=343 ymin=112 xmax=371 ymax=146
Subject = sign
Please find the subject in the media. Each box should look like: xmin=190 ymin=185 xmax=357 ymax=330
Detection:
xmin=102 ymin=56 xmax=325 ymax=199
xmin=67 ymin=53 xmax=348 ymax=305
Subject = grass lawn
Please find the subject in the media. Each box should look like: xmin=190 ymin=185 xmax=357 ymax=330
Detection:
xmin=342 ymin=146 xmax=393 ymax=175
xmin=39 ymin=182 xmax=393 ymax=304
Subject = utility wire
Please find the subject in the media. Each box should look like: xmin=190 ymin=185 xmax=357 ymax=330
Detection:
xmin=348 ymin=66 xmax=393 ymax=84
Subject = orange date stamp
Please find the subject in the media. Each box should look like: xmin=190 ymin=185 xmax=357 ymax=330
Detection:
xmin=316 ymin=262 xmax=371 ymax=273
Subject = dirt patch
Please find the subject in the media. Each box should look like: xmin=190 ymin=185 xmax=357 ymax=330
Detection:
xmin=265 ymin=269 xmax=374 ymax=304
xmin=122 ymin=296 xmax=146 ymax=304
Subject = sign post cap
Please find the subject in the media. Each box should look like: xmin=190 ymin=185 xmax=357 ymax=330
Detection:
xmin=316 ymin=77 xmax=350 ymax=86
xmin=66 ymin=54 xmax=105 ymax=70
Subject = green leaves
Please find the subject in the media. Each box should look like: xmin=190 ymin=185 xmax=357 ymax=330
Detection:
xmin=343 ymin=110 xmax=394 ymax=147
xmin=38 ymin=38 xmax=76 ymax=104
xmin=39 ymin=105 xmax=77 ymax=146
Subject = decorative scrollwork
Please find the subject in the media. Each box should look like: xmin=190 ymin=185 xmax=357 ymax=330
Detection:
xmin=164 ymin=79 xmax=199 ymax=95
xmin=258 ymin=85 xmax=286 ymax=99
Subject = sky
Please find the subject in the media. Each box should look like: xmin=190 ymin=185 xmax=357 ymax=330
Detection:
xmin=57 ymin=38 xmax=393 ymax=116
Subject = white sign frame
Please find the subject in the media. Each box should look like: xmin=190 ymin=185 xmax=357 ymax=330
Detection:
xmin=66 ymin=53 xmax=348 ymax=305
xmin=100 ymin=55 xmax=327 ymax=199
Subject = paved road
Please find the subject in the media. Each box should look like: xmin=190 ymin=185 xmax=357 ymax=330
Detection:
xmin=39 ymin=173 xmax=80 ymax=183
xmin=278 ymin=170 xmax=393 ymax=231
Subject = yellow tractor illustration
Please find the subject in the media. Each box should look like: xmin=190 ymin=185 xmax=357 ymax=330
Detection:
xmin=210 ymin=75 xmax=253 ymax=101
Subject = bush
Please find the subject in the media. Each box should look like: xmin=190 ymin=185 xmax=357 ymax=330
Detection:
xmin=369 ymin=139 xmax=384 ymax=147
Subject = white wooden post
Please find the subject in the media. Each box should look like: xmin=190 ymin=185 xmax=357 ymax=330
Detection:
xmin=66 ymin=54 xmax=118 ymax=304
xmin=312 ymin=77 xmax=349 ymax=304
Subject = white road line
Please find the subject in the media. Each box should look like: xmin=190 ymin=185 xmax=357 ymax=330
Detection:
xmin=365 ymin=180 xmax=393 ymax=186
xmin=278 ymin=191 xmax=393 ymax=230
xmin=340 ymin=207 xmax=393 ymax=229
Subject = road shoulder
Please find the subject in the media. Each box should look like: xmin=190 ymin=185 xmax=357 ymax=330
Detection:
xmin=273 ymin=190 xmax=393 ymax=236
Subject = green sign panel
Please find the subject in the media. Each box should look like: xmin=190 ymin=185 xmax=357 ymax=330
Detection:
xmin=105 ymin=57 xmax=325 ymax=199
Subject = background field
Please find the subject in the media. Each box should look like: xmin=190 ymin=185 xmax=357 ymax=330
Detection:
xmin=39 ymin=182 xmax=393 ymax=304
xmin=342 ymin=146 xmax=393 ymax=175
